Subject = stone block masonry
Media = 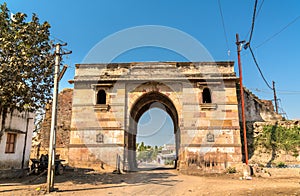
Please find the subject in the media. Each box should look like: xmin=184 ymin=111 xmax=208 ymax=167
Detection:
xmin=69 ymin=62 xmax=243 ymax=172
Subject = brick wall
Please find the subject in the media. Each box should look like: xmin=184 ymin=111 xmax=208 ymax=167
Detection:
xmin=31 ymin=88 xmax=73 ymax=163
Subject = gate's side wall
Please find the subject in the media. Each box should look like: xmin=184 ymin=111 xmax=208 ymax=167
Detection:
xmin=180 ymin=80 xmax=242 ymax=171
xmin=69 ymin=78 xmax=126 ymax=171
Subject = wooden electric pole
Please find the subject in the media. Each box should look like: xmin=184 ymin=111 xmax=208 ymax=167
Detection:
xmin=236 ymin=33 xmax=249 ymax=165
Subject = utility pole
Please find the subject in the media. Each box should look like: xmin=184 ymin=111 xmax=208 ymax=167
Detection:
xmin=236 ymin=33 xmax=249 ymax=165
xmin=47 ymin=43 xmax=71 ymax=193
xmin=272 ymin=81 xmax=278 ymax=114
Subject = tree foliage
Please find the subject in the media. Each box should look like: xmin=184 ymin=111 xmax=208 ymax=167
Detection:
xmin=0 ymin=3 xmax=53 ymax=140
xmin=136 ymin=142 xmax=160 ymax=162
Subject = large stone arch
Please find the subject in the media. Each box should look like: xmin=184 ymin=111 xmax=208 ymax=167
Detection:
xmin=124 ymin=91 xmax=180 ymax=171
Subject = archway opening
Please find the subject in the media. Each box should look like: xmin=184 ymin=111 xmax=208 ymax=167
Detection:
xmin=125 ymin=91 xmax=180 ymax=171
xmin=136 ymin=108 xmax=175 ymax=169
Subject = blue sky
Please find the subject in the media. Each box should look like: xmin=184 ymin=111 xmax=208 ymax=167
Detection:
xmin=3 ymin=1 xmax=300 ymax=145
xmin=137 ymin=108 xmax=174 ymax=147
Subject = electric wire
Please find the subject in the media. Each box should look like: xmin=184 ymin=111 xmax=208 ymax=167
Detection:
xmin=242 ymin=14 xmax=300 ymax=57
xmin=255 ymin=15 xmax=300 ymax=49
xmin=245 ymin=0 xmax=265 ymax=39
xmin=244 ymin=0 xmax=293 ymax=117
xmin=272 ymin=90 xmax=300 ymax=95
xmin=251 ymin=88 xmax=300 ymax=95
xmin=217 ymin=0 xmax=230 ymax=55
xmin=250 ymin=88 xmax=272 ymax=94
xmin=248 ymin=0 xmax=258 ymax=43
xmin=246 ymin=0 xmax=273 ymax=90
xmin=248 ymin=45 xmax=273 ymax=90
xmin=277 ymin=91 xmax=300 ymax=95
xmin=256 ymin=0 xmax=265 ymax=18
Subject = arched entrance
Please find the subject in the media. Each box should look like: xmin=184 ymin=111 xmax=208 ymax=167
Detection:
xmin=124 ymin=91 xmax=180 ymax=171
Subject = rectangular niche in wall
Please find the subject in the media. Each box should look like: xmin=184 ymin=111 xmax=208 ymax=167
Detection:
xmin=96 ymin=133 xmax=104 ymax=143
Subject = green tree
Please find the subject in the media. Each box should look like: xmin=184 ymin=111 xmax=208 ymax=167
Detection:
xmin=151 ymin=146 xmax=158 ymax=160
xmin=0 ymin=3 xmax=53 ymax=141
xmin=138 ymin=142 xmax=146 ymax=152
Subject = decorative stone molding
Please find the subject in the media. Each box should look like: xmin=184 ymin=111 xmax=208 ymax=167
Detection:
xmin=200 ymin=103 xmax=218 ymax=110
xmin=91 ymin=83 xmax=114 ymax=90
xmin=94 ymin=104 xmax=111 ymax=112
xmin=197 ymin=81 xmax=222 ymax=88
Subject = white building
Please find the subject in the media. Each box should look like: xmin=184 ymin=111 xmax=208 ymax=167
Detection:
xmin=0 ymin=109 xmax=34 ymax=178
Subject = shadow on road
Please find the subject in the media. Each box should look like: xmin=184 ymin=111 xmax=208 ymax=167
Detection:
xmin=56 ymin=168 xmax=179 ymax=185
xmin=0 ymin=167 xmax=182 ymax=194
xmin=56 ymin=169 xmax=181 ymax=193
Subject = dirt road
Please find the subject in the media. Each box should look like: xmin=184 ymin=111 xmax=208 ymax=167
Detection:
xmin=0 ymin=168 xmax=299 ymax=195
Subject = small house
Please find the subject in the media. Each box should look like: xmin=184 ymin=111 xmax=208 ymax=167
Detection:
xmin=0 ymin=109 xmax=34 ymax=178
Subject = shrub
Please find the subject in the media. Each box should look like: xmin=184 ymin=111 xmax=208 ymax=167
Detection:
xmin=254 ymin=125 xmax=300 ymax=153
xmin=226 ymin=167 xmax=237 ymax=174
xmin=276 ymin=162 xmax=286 ymax=168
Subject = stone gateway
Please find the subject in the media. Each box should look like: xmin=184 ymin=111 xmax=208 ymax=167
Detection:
xmin=69 ymin=62 xmax=242 ymax=172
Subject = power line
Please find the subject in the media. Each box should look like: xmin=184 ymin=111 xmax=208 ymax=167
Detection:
xmin=243 ymin=0 xmax=293 ymax=117
xmin=217 ymin=0 xmax=230 ymax=55
xmin=246 ymin=14 xmax=300 ymax=92
xmin=248 ymin=0 xmax=258 ymax=43
xmin=245 ymin=0 xmax=265 ymax=39
xmin=256 ymin=0 xmax=265 ymax=18
xmin=255 ymin=15 xmax=300 ymax=49
xmin=250 ymin=88 xmax=300 ymax=95
xmin=250 ymin=88 xmax=273 ymax=94
xmin=248 ymin=45 xmax=273 ymax=90
xmin=244 ymin=0 xmax=273 ymax=91
xmin=277 ymin=91 xmax=300 ymax=95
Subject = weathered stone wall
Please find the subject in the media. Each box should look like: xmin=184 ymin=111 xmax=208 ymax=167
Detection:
xmin=249 ymin=120 xmax=300 ymax=166
xmin=237 ymin=86 xmax=282 ymax=122
xmin=236 ymin=86 xmax=284 ymax=163
xmin=31 ymin=88 xmax=73 ymax=163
